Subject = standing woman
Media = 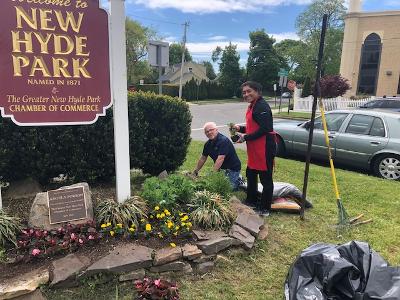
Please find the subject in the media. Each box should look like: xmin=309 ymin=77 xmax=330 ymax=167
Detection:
xmin=234 ymin=81 xmax=276 ymax=216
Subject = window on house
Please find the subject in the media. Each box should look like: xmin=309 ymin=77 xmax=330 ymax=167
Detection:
xmin=357 ymin=33 xmax=382 ymax=95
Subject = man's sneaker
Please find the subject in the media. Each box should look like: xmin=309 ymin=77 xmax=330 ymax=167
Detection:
xmin=257 ymin=209 xmax=270 ymax=217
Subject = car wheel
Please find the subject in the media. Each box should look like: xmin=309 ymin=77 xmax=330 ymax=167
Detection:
xmin=276 ymin=136 xmax=286 ymax=157
xmin=373 ymin=154 xmax=400 ymax=180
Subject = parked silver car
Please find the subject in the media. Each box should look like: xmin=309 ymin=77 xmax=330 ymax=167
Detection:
xmin=274 ymin=109 xmax=400 ymax=180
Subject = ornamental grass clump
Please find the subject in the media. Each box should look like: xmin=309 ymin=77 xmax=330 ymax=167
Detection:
xmin=95 ymin=196 xmax=148 ymax=230
xmin=0 ymin=209 xmax=22 ymax=247
xmin=188 ymin=190 xmax=235 ymax=230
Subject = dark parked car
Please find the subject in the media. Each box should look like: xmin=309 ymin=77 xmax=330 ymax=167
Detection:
xmin=359 ymin=98 xmax=400 ymax=111
xmin=274 ymin=109 xmax=400 ymax=180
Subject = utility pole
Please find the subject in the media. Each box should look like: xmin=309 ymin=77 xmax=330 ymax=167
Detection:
xmin=178 ymin=21 xmax=189 ymax=99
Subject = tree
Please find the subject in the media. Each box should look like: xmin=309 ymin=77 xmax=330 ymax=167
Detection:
xmin=125 ymin=18 xmax=157 ymax=86
xmin=169 ymin=43 xmax=192 ymax=66
xmin=320 ymin=75 xmax=350 ymax=98
xmin=246 ymin=29 xmax=282 ymax=92
xmin=301 ymin=77 xmax=312 ymax=97
xmin=214 ymin=43 xmax=242 ymax=97
xmin=202 ymin=61 xmax=217 ymax=80
xmin=295 ymin=0 xmax=346 ymax=79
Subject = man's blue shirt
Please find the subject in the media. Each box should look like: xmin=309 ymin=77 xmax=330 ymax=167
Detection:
xmin=202 ymin=133 xmax=241 ymax=172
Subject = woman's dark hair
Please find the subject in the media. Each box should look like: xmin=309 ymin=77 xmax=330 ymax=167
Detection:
xmin=241 ymin=81 xmax=262 ymax=94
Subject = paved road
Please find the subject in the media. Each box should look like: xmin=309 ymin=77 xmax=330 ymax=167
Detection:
xmin=189 ymin=100 xmax=290 ymax=150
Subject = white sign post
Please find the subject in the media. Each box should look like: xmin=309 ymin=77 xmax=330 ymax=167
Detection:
xmin=110 ymin=0 xmax=131 ymax=203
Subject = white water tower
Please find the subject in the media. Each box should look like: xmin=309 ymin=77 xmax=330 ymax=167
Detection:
xmin=349 ymin=0 xmax=362 ymax=13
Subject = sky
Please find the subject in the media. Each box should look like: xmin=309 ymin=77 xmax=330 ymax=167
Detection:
xmin=101 ymin=0 xmax=400 ymax=70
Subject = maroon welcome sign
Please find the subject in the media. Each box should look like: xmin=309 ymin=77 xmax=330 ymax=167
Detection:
xmin=0 ymin=0 xmax=111 ymax=126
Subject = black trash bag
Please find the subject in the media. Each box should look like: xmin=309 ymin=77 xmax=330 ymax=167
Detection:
xmin=285 ymin=241 xmax=400 ymax=300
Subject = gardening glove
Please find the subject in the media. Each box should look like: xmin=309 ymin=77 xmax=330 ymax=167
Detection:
xmin=235 ymin=133 xmax=245 ymax=143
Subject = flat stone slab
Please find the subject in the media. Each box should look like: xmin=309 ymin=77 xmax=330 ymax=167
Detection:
xmin=0 ymin=267 xmax=49 ymax=300
xmin=195 ymin=261 xmax=214 ymax=274
xmin=150 ymin=261 xmax=190 ymax=273
xmin=153 ymin=247 xmax=182 ymax=266
xmin=84 ymin=244 xmax=153 ymax=277
xmin=258 ymin=224 xmax=269 ymax=240
xmin=193 ymin=254 xmax=216 ymax=264
xmin=12 ymin=290 xmax=47 ymax=300
xmin=229 ymin=224 xmax=255 ymax=250
xmin=192 ymin=230 xmax=228 ymax=241
xmin=234 ymin=212 xmax=264 ymax=237
xmin=119 ymin=269 xmax=146 ymax=282
xmin=182 ymin=244 xmax=202 ymax=260
xmin=197 ymin=237 xmax=235 ymax=255
xmin=50 ymin=253 xmax=91 ymax=288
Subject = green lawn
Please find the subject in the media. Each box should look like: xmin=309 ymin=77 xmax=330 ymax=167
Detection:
xmin=181 ymin=141 xmax=400 ymax=299
xmin=45 ymin=141 xmax=400 ymax=299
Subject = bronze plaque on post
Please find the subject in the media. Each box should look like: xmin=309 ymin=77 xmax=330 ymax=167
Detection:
xmin=48 ymin=187 xmax=87 ymax=224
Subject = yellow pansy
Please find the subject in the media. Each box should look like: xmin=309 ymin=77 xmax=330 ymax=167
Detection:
xmin=155 ymin=206 xmax=160 ymax=211
xmin=186 ymin=222 xmax=192 ymax=227
xmin=116 ymin=223 xmax=123 ymax=228
xmin=140 ymin=218 xmax=146 ymax=223
xmin=145 ymin=223 xmax=152 ymax=231
xmin=110 ymin=230 xmax=115 ymax=236
xmin=167 ymin=221 xmax=174 ymax=229
xmin=181 ymin=215 xmax=189 ymax=221
xmin=179 ymin=212 xmax=184 ymax=217
xmin=129 ymin=227 xmax=135 ymax=232
xmin=101 ymin=224 xmax=107 ymax=228
xmin=173 ymin=232 xmax=178 ymax=236
xmin=175 ymin=226 xmax=180 ymax=230
xmin=170 ymin=243 xmax=176 ymax=248
xmin=156 ymin=213 xmax=161 ymax=219
xmin=150 ymin=215 xmax=154 ymax=219
xmin=106 ymin=222 xmax=112 ymax=227
xmin=160 ymin=213 xmax=165 ymax=218
xmin=181 ymin=222 xmax=185 ymax=227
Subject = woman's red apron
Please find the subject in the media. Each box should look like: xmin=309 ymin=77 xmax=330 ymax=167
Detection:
xmin=245 ymin=102 xmax=268 ymax=171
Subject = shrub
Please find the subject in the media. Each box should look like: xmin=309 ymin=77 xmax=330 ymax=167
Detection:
xmin=0 ymin=210 xmax=22 ymax=247
xmin=95 ymin=196 xmax=148 ymax=229
xmin=134 ymin=278 xmax=180 ymax=300
xmin=320 ymin=75 xmax=351 ymax=98
xmin=141 ymin=174 xmax=195 ymax=209
xmin=0 ymin=91 xmax=191 ymax=183
xmin=128 ymin=92 xmax=192 ymax=175
xmin=301 ymin=77 xmax=312 ymax=97
xmin=194 ymin=171 xmax=233 ymax=199
xmin=135 ymin=84 xmax=179 ymax=97
xmin=188 ymin=190 xmax=235 ymax=230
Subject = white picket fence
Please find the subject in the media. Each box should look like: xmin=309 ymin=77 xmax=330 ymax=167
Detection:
xmin=294 ymin=95 xmax=375 ymax=112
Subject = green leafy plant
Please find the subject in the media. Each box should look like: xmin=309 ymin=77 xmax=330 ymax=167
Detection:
xmin=194 ymin=171 xmax=233 ymax=199
xmin=141 ymin=174 xmax=194 ymax=209
xmin=0 ymin=210 xmax=22 ymax=247
xmin=95 ymin=196 xmax=148 ymax=229
xmin=188 ymin=190 xmax=235 ymax=230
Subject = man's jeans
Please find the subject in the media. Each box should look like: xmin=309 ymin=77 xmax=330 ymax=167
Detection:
xmin=224 ymin=169 xmax=240 ymax=191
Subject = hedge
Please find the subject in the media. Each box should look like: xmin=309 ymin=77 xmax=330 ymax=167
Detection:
xmin=0 ymin=91 xmax=192 ymax=184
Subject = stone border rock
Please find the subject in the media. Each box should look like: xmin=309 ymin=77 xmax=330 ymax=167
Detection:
xmin=1 ymin=211 xmax=268 ymax=299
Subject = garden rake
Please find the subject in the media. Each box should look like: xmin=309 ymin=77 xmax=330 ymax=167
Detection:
xmin=318 ymin=99 xmax=350 ymax=231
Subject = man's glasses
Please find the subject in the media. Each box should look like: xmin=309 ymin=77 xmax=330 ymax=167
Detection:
xmin=204 ymin=128 xmax=216 ymax=134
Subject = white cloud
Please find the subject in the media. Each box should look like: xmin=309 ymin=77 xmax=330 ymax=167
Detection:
xmin=207 ymin=35 xmax=228 ymax=41
xmin=130 ymin=0 xmax=312 ymax=14
xmin=185 ymin=32 xmax=298 ymax=56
